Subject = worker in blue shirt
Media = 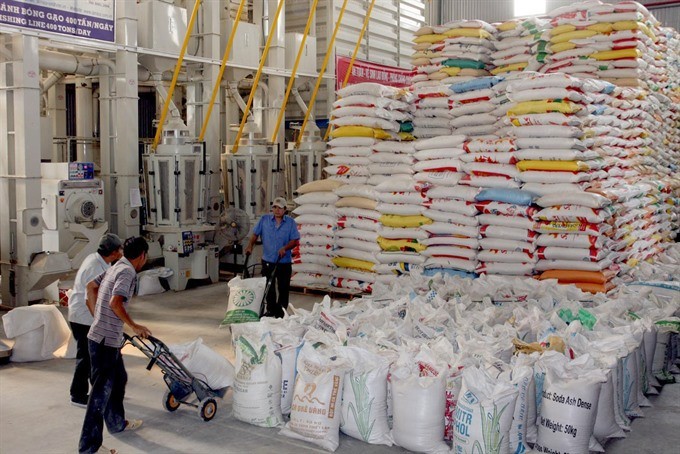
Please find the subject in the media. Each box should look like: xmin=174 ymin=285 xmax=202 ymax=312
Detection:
xmin=245 ymin=197 xmax=300 ymax=318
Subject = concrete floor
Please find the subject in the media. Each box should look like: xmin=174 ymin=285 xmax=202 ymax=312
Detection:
xmin=1 ymin=281 xmax=679 ymax=454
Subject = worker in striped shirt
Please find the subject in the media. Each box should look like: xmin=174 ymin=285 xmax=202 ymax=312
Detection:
xmin=78 ymin=236 xmax=151 ymax=454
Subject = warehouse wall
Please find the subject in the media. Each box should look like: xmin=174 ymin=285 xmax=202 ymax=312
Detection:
xmin=438 ymin=0 xmax=680 ymax=30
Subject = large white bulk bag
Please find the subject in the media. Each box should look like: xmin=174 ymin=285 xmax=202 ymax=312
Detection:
xmin=169 ymin=338 xmax=235 ymax=390
xmin=453 ymin=367 xmax=518 ymax=454
xmin=2 ymin=305 xmax=71 ymax=362
xmin=339 ymin=346 xmax=393 ymax=445
xmin=280 ymin=343 xmax=350 ymax=451
xmin=231 ymin=323 xmax=283 ymax=427
xmin=535 ymin=355 xmax=606 ymax=454
xmin=390 ymin=352 xmax=448 ymax=453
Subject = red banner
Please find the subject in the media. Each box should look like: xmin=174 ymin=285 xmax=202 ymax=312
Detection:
xmin=335 ymin=56 xmax=413 ymax=91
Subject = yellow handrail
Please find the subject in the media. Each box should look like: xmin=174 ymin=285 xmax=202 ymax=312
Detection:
xmin=323 ymin=0 xmax=377 ymax=141
xmin=232 ymin=0 xmax=286 ymax=154
xmin=295 ymin=0 xmax=350 ymax=149
xmin=152 ymin=0 xmax=202 ymax=151
xmin=198 ymin=0 xmax=248 ymax=142
xmin=269 ymin=0 xmax=320 ymax=144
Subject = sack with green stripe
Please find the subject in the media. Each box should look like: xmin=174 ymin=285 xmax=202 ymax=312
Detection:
xmin=221 ymin=276 xmax=266 ymax=325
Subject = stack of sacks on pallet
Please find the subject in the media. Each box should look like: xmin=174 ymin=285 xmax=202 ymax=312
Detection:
xmin=504 ymin=73 xmax=603 ymax=197
xmin=326 ymin=82 xmax=413 ymax=184
xmin=408 ymin=135 xmax=475 ymax=276
xmin=542 ymin=1 xmax=664 ymax=88
xmin=331 ymin=183 xmax=381 ymax=294
xmin=475 ymin=188 xmax=539 ymax=277
xmin=534 ymin=191 xmax=619 ymax=293
xmin=492 ymin=17 xmax=550 ymax=77
xmin=291 ymin=179 xmax=345 ymax=290
xmin=410 ymin=20 xmax=497 ymax=139
xmin=374 ymin=177 xmax=430 ymax=283
xmin=448 ymin=76 xmax=504 ymax=139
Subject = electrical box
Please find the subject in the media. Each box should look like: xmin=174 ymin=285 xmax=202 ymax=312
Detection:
xmin=285 ymin=33 xmax=317 ymax=75
xmin=137 ymin=0 xmax=187 ymax=53
xmin=137 ymin=0 xmax=188 ymax=73
xmin=228 ymin=22 xmax=261 ymax=69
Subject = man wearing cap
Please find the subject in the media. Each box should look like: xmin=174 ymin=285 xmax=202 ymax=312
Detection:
xmin=244 ymin=197 xmax=300 ymax=318
xmin=68 ymin=233 xmax=123 ymax=408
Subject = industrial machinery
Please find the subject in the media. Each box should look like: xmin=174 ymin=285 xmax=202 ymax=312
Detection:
xmin=221 ymin=125 xmax=279 ymax=222
xmin=143 ymin=119 xmax=219 ymax=291
xmin=284 ymin=127 xmax=326 ymax=199
xmin=41 ymin=163 xmax=108 ymax=270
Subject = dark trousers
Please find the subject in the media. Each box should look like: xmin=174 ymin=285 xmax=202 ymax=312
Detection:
xmin=69 ymin=322 xmax=91 ymax=400
xmin=79 ymin=339 xmax=127 ymax=454
xmin=261 ymin=260 xmax=292 ymax=318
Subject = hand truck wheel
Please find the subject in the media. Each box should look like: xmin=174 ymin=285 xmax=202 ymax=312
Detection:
xmin=198 ymin=397 xmax=217 ymax=421
xmin=163 ymin=391 xmax=181 ymax=412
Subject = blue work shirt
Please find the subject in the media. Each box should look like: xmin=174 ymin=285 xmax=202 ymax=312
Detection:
xmin=252 ymin=214 xmax=300 ymax=263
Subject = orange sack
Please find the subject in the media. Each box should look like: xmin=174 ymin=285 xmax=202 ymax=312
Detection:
xmin=538 ymin=269 xmax=615 ymax=284
xmin=572 ymin=281 xmax=615 ymax=294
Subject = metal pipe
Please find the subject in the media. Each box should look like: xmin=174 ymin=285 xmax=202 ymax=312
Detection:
xmin=41 ymin=71 xmax=65 ymax=93
xmin=198 ymin=0 xmax=248 ymax=142
xmin=270 ymin=0 xmax=320 ymax=143
xmin=323 ymin=0 xmax=376 ymax=141
xmin=152 ymin=0 xmax=203 ymax=150
xmin=296 ymin=0 xmax=350 ymax=148
xmin=232 ymin=0 xmax=286 ymax=154
xmin=38 ymin=49 xmax=115 ymax=75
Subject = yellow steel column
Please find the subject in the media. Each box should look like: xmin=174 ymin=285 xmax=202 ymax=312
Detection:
xmin=198 ymin=0 xmax=248 ymax=142
xmin=232 ymin=0 xmax=286 ymax=154
xmin=269 ymin=0 xmax=321 ymax=144
xmin=152 ymin=0 xmax=202 ymax=150
xmin=295 ymin=0 xmax=351 ymax=149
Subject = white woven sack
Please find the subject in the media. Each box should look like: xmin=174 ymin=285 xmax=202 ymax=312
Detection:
xmin=280 ymin=343 xmax=350 ymax=451
xmin=231 ymin=325 xmax=283 ymax=427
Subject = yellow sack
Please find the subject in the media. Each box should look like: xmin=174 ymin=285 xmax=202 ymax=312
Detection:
xmin=613 ymin=20 xmax=655 ymax=40
xmin=550 ymin=42 xmax=577 ymax=54
xmin=550 ymin=24 xmax=576 ymax=37
xmin=413 ymin=34 xmax=445 ymax=44
xmin=498 ymin=21 xmax=518 ymax=32
xmin=550 ymin=29 xmax=598 ymax=44
xmin=491 ymin=62 xmax=528 ymax=75
xmin=443 ymin=28 xmax=491 ymax=39
xmin=590 ymin=48 xmax=641 ymax=61
xmin=332 ymin=257 xmax=375 ymax=272
xmin=587 ymin=23 xmax=614 ymax=33
xmin=398 ymin=132 xmax=416 ymax=141
xmin=377 ymin=237 xmax=427 ymax=253
xmin=508 ymin=100 xmax=580 ymax=116
xmin=516 ymin=160 xmax=590 ymax=172
xmin=329 ymin=126 xmax=392 ymax=140
xmin=380 ymin=214 xmax=433 ymax=228
xmin=439 ymin=67 xmax=462 ymax=76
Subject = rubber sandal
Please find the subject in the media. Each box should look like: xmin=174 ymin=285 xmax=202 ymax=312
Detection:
xmin=99 ymin=443 xmax=118 ymax=454
xmin=124 ymin=419 xmax=143 ymax=431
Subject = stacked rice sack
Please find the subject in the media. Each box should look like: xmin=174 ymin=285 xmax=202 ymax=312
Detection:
xmin=448 ymin=76 xmax=504 ymax=139
xmin=542 ymin=1 xmax=664 ymax=88
xmin=498 ymin=72 xmax=620 ymax=290
xmin=374 ymin=177 xmax=430 ymax=283
xmin=411 ymin=20 xmax=497 ymax=139
xmin=492 ymin=17 xmax=550 ymax=77
xmin=291 ymin=180 xmax=344 ymax=290
xmin=331 ymin=182 xmax=381 ymax=294
xmin=412 ymin=135 xmax=477 ymax=276
xmin=475 ymin=188 xmax=539 ymax=277
xmin=326 ymin=82 xmax=414 ymax=185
